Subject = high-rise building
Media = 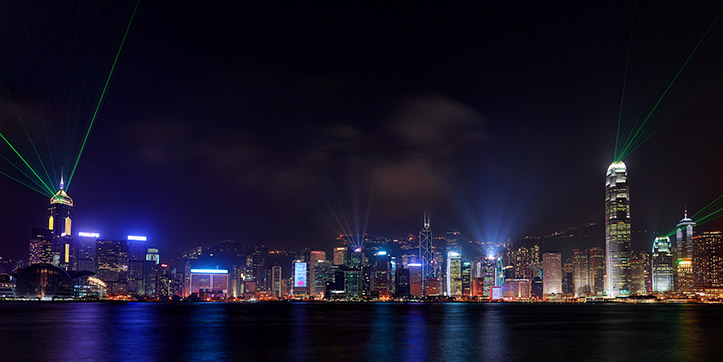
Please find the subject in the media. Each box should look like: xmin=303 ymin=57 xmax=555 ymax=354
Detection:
xmin=461 ymin=261 xmax=472 ymax=297
xmin=446 ymin=251 xmax=462 ymax=297
xmin=127 ymin=239 xmax=147 ymax=296
xmin=408 ymin=263 xmax=422 ymax=297
xmin=28 ymin=228 xmax=53 ymax=265
xmin=542 ymin=252 xmax=562 ymax=295
xmin=419 ymin=212 xmax=434 ymax=287
xmin=480 ymin=257 xmax=499 ymax=298
xmin=76 ymin=233 xmax=98 ymax=272
xmin=562 ymin=258 xmax=574 ymax=294
xmin=333 ymin=247 xmax=348 ymax=266
xmin=630 ymin=251 xmax=651 ymax=295
xmin=271 ymin=265 xmax=282 ymax=297
xmin=692 ymin=231 xmax=723 ymax=288
xmin=588 ymin=247 xmax=605 ymax=295
xmin=605 ymin=161 xmax=631 ymax=297
xmin=96 ymin=239 xmax=129 ymax=295
xmin=310 ymin=250 xmax=326 ymax=264
xmin=572 ymin=249 xmax=590 ymax=297
xmin=312 ymin=260 xmax=333 ymax=298
xmin=675 ymin=211 xmax=696 ymax=293
xmin=372 ymin=251 xmax=390 ymax=297
xmin=48 ymin=180 xmax=73 ymax=240
xmin=573 ymin=248 xmax=605 ymax=297
xmin=652 ymin=236 xmax=674 ymax=292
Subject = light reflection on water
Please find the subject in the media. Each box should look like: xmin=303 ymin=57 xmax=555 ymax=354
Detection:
xmin=1 ymin=302 xmax=722 ymax=361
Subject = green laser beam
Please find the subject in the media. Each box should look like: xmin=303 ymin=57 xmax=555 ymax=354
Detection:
xmin=0 ymin=168 xmax=50 ymax=197
xmin=620 ymin=71 xmax=723 ymax=159
xmin=695 ymin=206 xmax=723 ymax=225
xmin=615 ymin=1 xmax=637 ymax=161
xmin=0 ymin=131 xmax=54 ymax=194
xmin=0 ymin=150 xmax=50 ymax=192
xmin=67 ymin=0 xmax=141 ymax=190
xmin=0 ymin=79 xmax=54 ymax=189
xmin=692 ymin=194 xmax=723 ymax=220
xmin=619 ymin=8 xmax=723 ymax=159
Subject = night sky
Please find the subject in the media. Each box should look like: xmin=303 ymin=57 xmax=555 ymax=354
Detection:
xmin=1 ymin=1 xmax=722 ymax=260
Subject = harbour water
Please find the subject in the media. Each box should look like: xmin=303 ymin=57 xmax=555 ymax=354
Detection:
xmin=0 ymin=302 xmax=721 ymax=361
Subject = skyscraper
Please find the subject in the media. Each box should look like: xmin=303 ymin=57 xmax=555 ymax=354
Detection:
xmin=605 ymin=161 xmax=631 ymax=297
xmin=572 ymin=249 xmax=590 ymax=297
xmin=652 ymin=236 xmax=674 ymax=292
xmin=692 ymin=231 xmax=723 ymax=288
xmin=271 ymin=265 xmax=282 ymax=297
xmin=419 ymin=212 xmax=433 ymax=287
xmin=675 ymin=210 xmax=696 ymax=292
xmin=28 ymin=228 xmax=53 ymax=265
xmin=542 ymin=252 xmax=562 ymax=295
xmin=333 ymin=247 xmax=348 ymax=266
xmin=446 ymin=251 xmax=462 ymax=297
xmin=48 ymin=180 xmax=73 ymax=240
xmin=96 ymin=239 xmax=129 ymax=295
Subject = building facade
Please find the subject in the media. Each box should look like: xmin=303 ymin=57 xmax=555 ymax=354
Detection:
xmin=605 ymin=161 xmax=632 ymax=297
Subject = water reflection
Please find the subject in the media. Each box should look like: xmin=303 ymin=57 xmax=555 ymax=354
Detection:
xmin=479 ymin=304 xmax=508 ymax=362
xmin=402 ymin=304 xmax=428 ymax=361
xmin=369 ymin=303 xmax=395 ymax=362
xmin=183 ymin=303 xmax=229 ymax=361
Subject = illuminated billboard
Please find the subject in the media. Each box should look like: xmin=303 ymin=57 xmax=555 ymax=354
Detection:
xmin=78 ymin=232 xmax=100 ymax=238
xmin=127 ymin=235 xmax=147 ymax=241
xmin=294 ymin=262 xmax=307 ymax=288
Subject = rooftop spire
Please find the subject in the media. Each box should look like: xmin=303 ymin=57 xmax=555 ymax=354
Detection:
xmin=684 ymin=206 xmax=688 ymax=219
xmin=59 ymin=168 xmax=65 ymax=190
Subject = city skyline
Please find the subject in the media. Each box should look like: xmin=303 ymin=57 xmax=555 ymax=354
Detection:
xmin=1 ymin=2 xmax=722 ymax=260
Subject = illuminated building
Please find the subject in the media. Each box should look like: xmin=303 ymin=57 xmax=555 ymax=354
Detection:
xmin=271 ymin=265 xmax=282 ymax=297
xmin=48 ymin=179 xmax=73 ymax=240
xmin=145 ymin=247 xmax=160 ymax=265
xmin=531 ymin=277 xmax=543 ymax=299
xmin=693 ymin=231 xmax=723 ymax=288
xmin=572 ymin=249 xmax=590 ymax=297
xmin=95 ymin=239 xmax=129 ymax=295
xmin=127 ymin=238 xmax=147 ymax=296
xmin=252 ymin=245 xmax=269 ymax=291
xmin=542 ymin=252 xmax=562 ymax=295
xmin=312 ymin=260 xmax=333 ymax=298
xmin=372 ymin=251 xmax=390 ymax=297
xmin=310 ymin=250 xmax=326 ymax=264
xmin=28 ymin=228 xmax=53 ymax=265
xmin=76 ymin=232 xmax=98 ymax=273
xmin=408 ymin=263 xmax=422 ymax=297
xmin=502 ymin=279 xmax=531 ymax=299
xmin=675 ymin=211 xmax=696 ymax=292
xmin=446 ymin=251 xmax=462 ymax=297
xmin=0 ymin=273 xmax=16 ymax=297
xmin=605 ymin=161 xmax=631 ymax=297
xmin=15 ymin=263 xmax=73 ymax=299
xmin=461 ymin=261 xmax=471 ymax=296
xmin=189 ymin=268 xmax=229 ymax=299
xmin=395 ymin=268 xmax=410 ymax=297
xmin=479 ymin=257 xmax=500 ymax=298
xmin=572 ymin=247 xmax=605 ymax=297
xmin=588 ymin=247 xmax=605 ymax=295
xmin=510 ymin=244 xmax=540 ymax=279
xmin=562 ymin=258 xmax=573 ymax=294
xmin=343 ymin=269 xmax=361 ymax=297
xmin=424 ymin=278 xmax=441 ymax=296
xmin=293 ymin=261 xmax=309 ymax=296
xmin=471 ymin=277 xmax=485 ymax=297
xmin=652 ymin=236 xmax=674 ymax=292
xmin=419 ymin=212 xmax=433 ymax=290
xmin=333 ymin=247 xmax=347 ymax=266
xmin=72 ymin=271 xmax=107 ymax=299
xmin=630 ymin=251 xmax=651 ymax=295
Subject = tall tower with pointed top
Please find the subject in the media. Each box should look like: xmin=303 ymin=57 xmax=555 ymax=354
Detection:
xmin=48 ymin=177 xmax=73 ymax=239
xmin=675 ymin=209 xmax=696 ymax=292
xmin=419 ymin=212 xmax=433 ymax=291
xmin=605 ymin=161 xmax=631 ymax=297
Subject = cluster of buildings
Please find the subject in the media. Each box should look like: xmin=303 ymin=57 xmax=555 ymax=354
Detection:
xmin=1 ymin=161 xmax=722 ymax=302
